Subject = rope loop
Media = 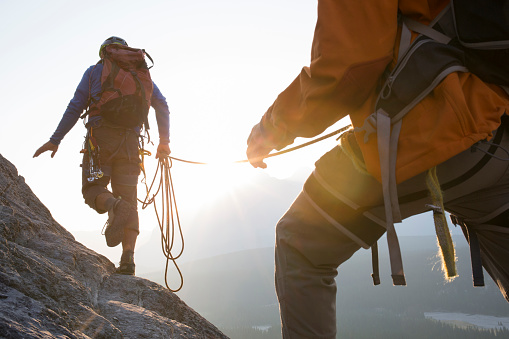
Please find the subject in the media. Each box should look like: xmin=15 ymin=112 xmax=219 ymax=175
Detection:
xmin=139 ymin=155 xmax=184 ymax=292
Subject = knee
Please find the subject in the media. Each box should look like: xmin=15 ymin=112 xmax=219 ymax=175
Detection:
xmin=275 ymin=211 xmax=297 ymax=248
xmin=82 ymin=185 xmax=110 ymax=213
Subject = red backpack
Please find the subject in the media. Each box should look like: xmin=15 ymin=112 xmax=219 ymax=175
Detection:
xmin=84 ymin=44 xmax=154 ymax=129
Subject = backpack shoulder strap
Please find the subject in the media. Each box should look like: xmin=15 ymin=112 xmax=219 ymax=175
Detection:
xmin=403 ymin=17 xmax=452 ymax=44
xmin=144 ymin=50 xmax=154 ymax=69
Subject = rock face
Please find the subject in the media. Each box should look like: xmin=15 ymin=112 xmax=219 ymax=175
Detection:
xmin=0 ymin=154 xmax=228 ymax=339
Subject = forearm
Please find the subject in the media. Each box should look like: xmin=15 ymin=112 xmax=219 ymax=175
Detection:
xmin=50 ymin=109 xmax=81 ymax=145
xmin=152 ymin=83 xmax=170 ymax=143
xmin=155 ymin=110 xmax=170 ymax=143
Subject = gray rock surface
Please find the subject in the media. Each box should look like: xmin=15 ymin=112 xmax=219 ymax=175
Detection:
xmin=0 ymin=154 xmax=228 ymax=338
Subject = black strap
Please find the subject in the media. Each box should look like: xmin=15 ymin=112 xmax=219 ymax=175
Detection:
xmin=465 ymin=224 xmax=485 ymax=287
xmin=371 ymin=241 xmax=381 ymax=285
xmin=131 ymin=71 xmax=150 ymax=130
xmin=451 ymin=215 xmax=486 ymax=287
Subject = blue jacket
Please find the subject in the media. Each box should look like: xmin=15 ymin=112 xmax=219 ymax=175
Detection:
xmin=50 ymin=63 xmax=170 ymax=145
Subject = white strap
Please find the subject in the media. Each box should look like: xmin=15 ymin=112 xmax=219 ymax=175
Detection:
xmin=398 ymin=21 xmax=412 ymax=61
xmin=376 ymin=109 xmax=406 ymax=285
xmin=302 ymin=189 xmax=370 ymax=249
xmin=403 ymin=16 xmax=451 ymax=44
xmin=389 ymin=119 xmax=403 ymax=222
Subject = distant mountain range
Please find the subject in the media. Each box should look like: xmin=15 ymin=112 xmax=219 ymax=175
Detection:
xmin=142 ymin=236 xmax=509 ymax=338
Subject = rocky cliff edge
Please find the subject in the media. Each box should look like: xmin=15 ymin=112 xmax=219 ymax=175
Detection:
xmin=0 ymin=153 xmax=228 ymax=339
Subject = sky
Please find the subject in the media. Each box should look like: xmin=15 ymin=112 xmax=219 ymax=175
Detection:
xmin=0 ymin=0 xmax=461 ymax=265
xmin=0 ymin=0 xmax=348 ymax=254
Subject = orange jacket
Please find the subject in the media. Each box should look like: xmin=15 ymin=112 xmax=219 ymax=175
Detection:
xmin=248 ymin=0 xmax=509 ymax=183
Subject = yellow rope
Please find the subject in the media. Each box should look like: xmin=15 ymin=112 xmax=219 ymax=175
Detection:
xmin=169 ymin=125 xmax=353 ymax=165
xmin=425 ymin=166 xmax=457 ymax=280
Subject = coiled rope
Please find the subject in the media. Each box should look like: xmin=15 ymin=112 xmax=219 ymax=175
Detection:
xmin=140 ymin=156 xmax=184 ymax=292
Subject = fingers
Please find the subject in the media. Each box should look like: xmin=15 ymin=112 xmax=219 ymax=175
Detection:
xmin=33 ymin=148 xmax=43 ymax=158
xmin=246 ymin=144 xmax=271 ymax=169
xmin=33 ymin=141 xmax=58 ymax=158
xmin=33 ymin=146 xmax=47 ymax=158
xmin=249 ymin=159 xmax=267 ymax=169
xmin=246 ymin=123 xmax=274 ymax=169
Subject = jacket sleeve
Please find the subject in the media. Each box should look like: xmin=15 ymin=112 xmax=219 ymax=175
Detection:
xmin=50 ymin=66 xmax=97 ymax=145
xmin=249 ymin=0 xmax=398 ymax=151
xmin=151 ymin=82 xmax=171 ymax=144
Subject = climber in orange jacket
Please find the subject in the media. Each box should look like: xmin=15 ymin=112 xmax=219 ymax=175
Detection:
xmin=246 ymin=0 xmax=509 ymax=337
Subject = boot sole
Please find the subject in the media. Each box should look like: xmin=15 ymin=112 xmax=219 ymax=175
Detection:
xmin=105 ymin=201 xmax=132 ymax=247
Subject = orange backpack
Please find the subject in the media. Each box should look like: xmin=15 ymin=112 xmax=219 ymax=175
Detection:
xmin=85 ymin=44 xmax=154 ymax=129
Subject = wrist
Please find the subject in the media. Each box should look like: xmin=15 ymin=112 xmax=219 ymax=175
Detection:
xmin=49 ymin=138 xmax=60 ymax=146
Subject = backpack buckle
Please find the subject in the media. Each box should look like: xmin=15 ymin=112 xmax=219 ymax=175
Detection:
xmin=353 ymin=113 xmax=377 ymax=143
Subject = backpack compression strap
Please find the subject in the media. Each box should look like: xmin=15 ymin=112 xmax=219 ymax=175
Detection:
xmin=376 ymin=109 xmax=406 ymax=285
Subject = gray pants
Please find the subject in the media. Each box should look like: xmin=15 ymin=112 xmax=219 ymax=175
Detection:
xmin=275 ymin=122 xmax=509 ymax=338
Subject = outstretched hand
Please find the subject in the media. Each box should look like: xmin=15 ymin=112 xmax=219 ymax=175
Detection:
xmin=33 ymin=141 xmax=59 ymax=158
xmin=156 ymin=143 xmax=171 ymax=159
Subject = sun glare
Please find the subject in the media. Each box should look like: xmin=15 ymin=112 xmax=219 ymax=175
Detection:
xmin=159 ymin=158 xmax=257 ymax=212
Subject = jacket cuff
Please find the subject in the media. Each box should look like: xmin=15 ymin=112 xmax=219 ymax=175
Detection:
xmin=49 ymin=138 xmax=60 ymax=146
xmin=258 ymin=116 xmax=295 ymax=151
xmin=248 ymin=119 xmax=295 ymax=152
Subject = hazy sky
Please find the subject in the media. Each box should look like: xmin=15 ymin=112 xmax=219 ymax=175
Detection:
xmin=0 ymin=0 xmax=460 ymax=264
xmin=1 ymin=1 xmax=323 ymax=217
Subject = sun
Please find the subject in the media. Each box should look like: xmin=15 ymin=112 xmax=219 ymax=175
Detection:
xmin=147 ymin=156 xmax=256 ymax=211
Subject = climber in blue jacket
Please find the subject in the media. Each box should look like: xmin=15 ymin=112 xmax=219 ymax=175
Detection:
xmin=33 ymin=36 xmax=171 ymax=276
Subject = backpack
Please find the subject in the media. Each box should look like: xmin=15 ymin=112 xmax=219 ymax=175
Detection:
xmin=83 ymin=44 xmax=154 ymax=129
xmin=356 ymin=0 xmax=509 ymax=287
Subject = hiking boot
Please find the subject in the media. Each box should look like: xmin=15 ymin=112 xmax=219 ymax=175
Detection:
xmin=116 ymin=262 xmax=136 ymax=275
xmin=116 ymin=250 xmax=135 ymax=275
xmin=104 ymin=199 xmax=133 ymax=247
